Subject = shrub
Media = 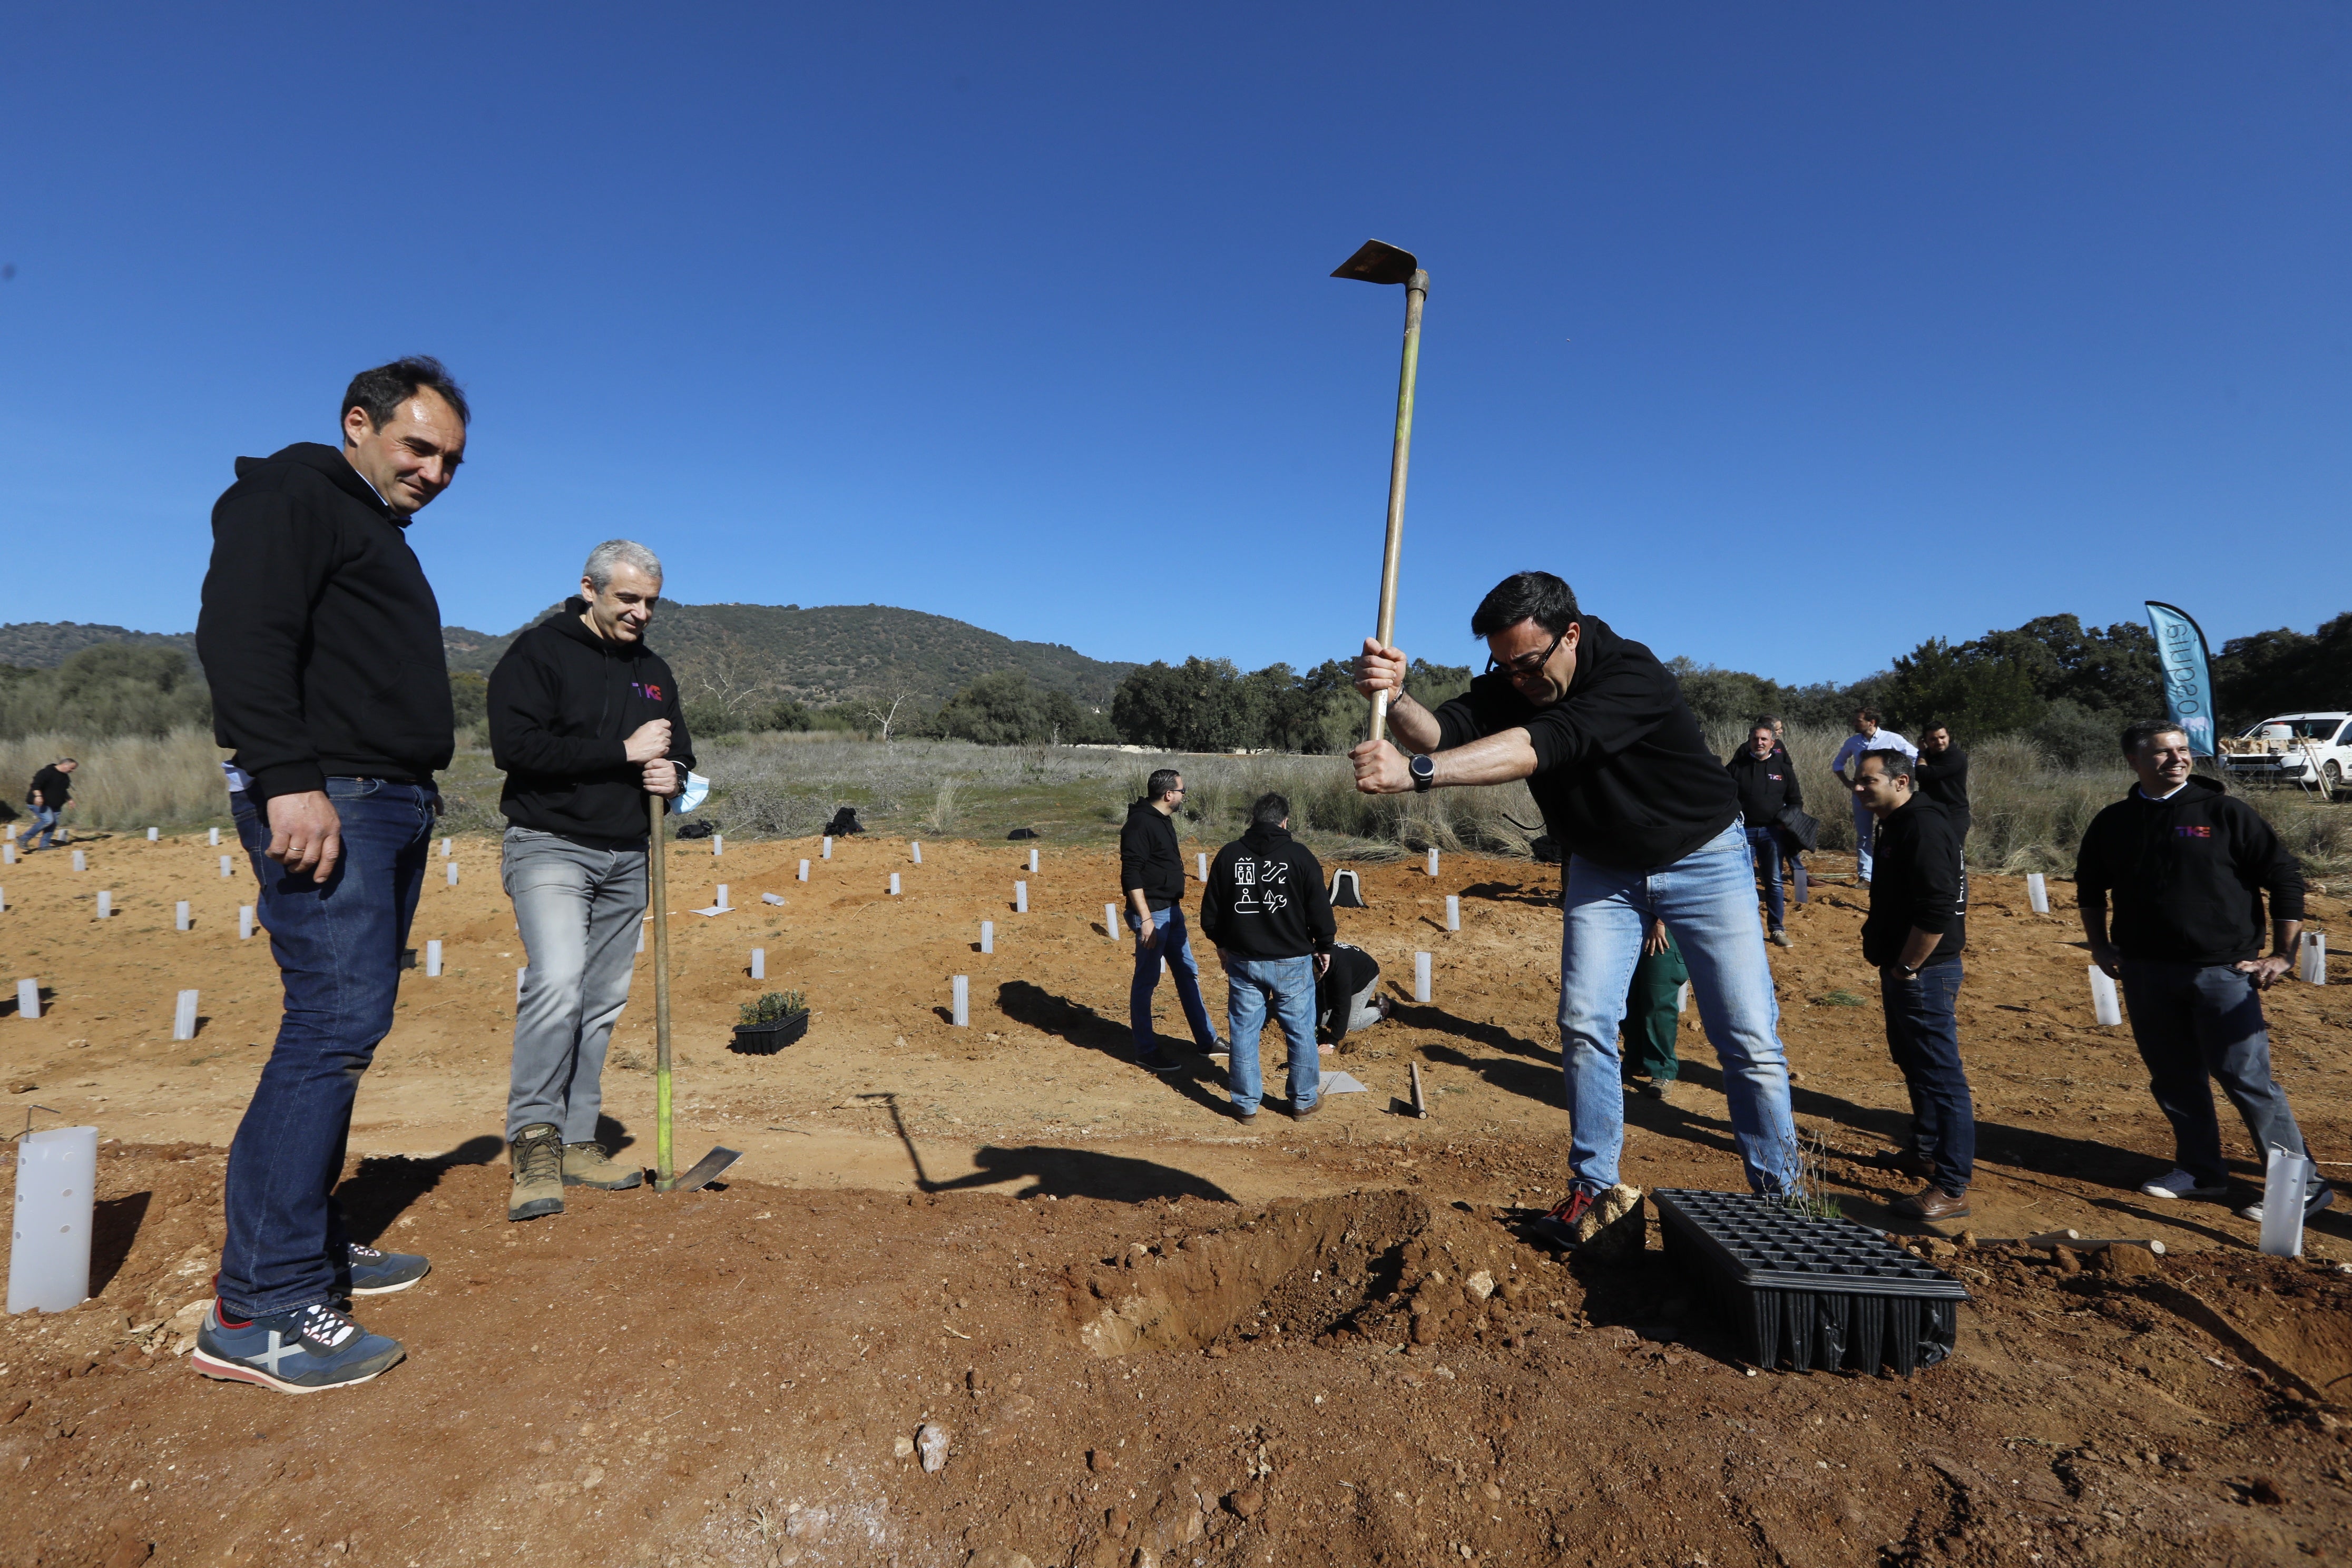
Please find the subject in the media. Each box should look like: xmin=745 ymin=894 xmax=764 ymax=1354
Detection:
xmin=739 ymin=990 xmax=808 ymax=1026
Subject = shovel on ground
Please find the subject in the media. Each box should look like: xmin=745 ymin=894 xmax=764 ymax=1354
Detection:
xmin=648 ymin=790 xmax=741 ymax=1193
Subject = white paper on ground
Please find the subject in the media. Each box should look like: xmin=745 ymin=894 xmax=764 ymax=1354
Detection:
xmin=1318 ymin=1071 xmax=1369 ymax=1094
xmin=691 ymin=905 xmax=733 ymax=917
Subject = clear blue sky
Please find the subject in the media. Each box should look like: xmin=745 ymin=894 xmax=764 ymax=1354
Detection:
xmin=3 ymin=4 xmax=2346 ymax=685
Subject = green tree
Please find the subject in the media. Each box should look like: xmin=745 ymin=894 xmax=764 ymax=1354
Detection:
xmin=1880 ymin=638 xmax=2044 ymax=738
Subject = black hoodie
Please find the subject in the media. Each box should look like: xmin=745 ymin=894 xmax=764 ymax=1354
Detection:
xmin=1118 ymin=798 xmax=1187 ymax=909
xmin=1724 ymin=744 xmax=1804 ymax=827
xmin=2074 ymin=776 xmax=2304 ymax=965
xmin=197 ymin=443 xmax=455 ymax=799
xmin=487 ymin=602 xmax=695 ymax=844
xmin=1431 ymin=615 xmax=1739 ymax=870
xmin=1861 ymin=797 xmax=1966 ymax=968
xmin=1199 ymin=824 xmax=1337 ymax=960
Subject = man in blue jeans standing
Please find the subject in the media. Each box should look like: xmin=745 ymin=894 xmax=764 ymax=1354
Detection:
xmin=1853 ymin=748 xmax=1974 ymax=1221
xmin=1199 ymin=792 xmax=1337 ymax=1121
xmin=188 ymin=358 xmax=469 ymax=1393
xmin=1726 ymin=720 xmax=1800 ymax=947
xmin=1119 ymin=769 xmax=1222 ymax=1071
xmin=1352 ymin=572 xmax=1800 ymax=1237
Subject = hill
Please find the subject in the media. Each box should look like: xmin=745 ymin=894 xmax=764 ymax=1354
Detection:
xmin=0 ymin=622 xmax=197 ymax=669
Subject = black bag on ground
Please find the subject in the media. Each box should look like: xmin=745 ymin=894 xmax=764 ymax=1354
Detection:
xmin=824 ymin=807 xmax=864 ymax=836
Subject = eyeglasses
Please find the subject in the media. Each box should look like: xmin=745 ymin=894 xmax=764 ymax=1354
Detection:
xmin=1485 ymin=629 xmax=1566 ymax=680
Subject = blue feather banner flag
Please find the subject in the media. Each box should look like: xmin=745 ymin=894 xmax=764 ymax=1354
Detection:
xmin=2145 ymin=601 xmax=2218 ymax=757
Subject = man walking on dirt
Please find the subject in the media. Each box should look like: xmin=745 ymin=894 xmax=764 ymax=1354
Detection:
xmin=2076 ymin=721 xmax=2333 ymax=1222
xmin=1852 ymin=748 xmax=1974 ymax=1221
xmin=190 ymin=357 xmax=467 ymax=1393
xmin=1351 ymin=571 xmax=1801 ymax=1232
xmin=20 ymin=757 xmax=76 ymax=850
xmin=1199 ymin=792 xmax=1337 ymax=1121
xmin=1726 ymin=720 xmax=1801 ymax=946
xmin=488 ymin=540 xmax=692 ymax=1222
xmin=1119 ymin=769 xmax=1222 ymax=1071
xmin=1831 ymin=708 xmax=1915 ymax=886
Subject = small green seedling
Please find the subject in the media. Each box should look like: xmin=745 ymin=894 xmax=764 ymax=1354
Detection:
xmin=739 ymin=990 xmax=808 ymax=1027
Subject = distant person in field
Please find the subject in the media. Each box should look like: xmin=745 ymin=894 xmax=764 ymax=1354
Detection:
xmin=2076 ymin=721 xmax=2332 ymax=1223
xmin=1200 ymin=791 xmax=1337 ymax=1120
xmin=1351 ymin=570 xmax=1800 ymax=1231
xmin=1830 ymin=707 xmax=1915 ymax=886
xmin=1317 ymin=942 xmax=1390 ymax=1049
xmin=1725 ymin=720 xmax=1801 ymax=947
xmin=1852 ymin=748 xmax=1975 ymax=1221
xmin=1914 ymin=723 xmax=1971 ymax=849
xmin=1620 ymin=917 xmax=1688 ymax=1101
xmin=1118 ymin=769 xmax=1222 ymax=1070
xmin=191 ymin=356 xmax=467 ymax=1394
xmin=20 ymin=757 xmax=76 ymax=850
xmin=487 ymin=540 xmax=693 ymax=1223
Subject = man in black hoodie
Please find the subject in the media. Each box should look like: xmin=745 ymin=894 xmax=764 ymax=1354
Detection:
xmin=1118 ymin=769 xmax=1221 ymax=1070
xmin=1726 ymin=719 xmax=1801 ymax=946
xmin=2076 ymin=720 xmax=2331 ymax=1222
xmin=1199 ymin=792 xmax=1337 ymax=1120
xmin=189 ymin=358 xmax=466 ymax=1394
xmin=1853 ymin=749 xmax=1973 ymax=1221
xmin=488 ymin=540 xmax=693 ymax=1222
xmin=1352 ymin=572 xmax=1799 ymax=1232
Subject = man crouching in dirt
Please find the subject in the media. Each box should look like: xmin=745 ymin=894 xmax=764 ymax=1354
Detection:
xmin=1351 ymin=571 xmax=1800 ymax=1237
xmin=487 ymin=540 xmax=692 ymax=1221
xmin=190 ymin=358 xmax=468 ymax=1393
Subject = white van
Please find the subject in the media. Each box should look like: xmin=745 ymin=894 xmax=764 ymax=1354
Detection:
xmin=2217 ymin=712 xmax=2352 ymax=790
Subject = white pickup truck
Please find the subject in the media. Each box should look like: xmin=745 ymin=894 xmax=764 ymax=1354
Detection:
xmin=2217 ymin=712 xmax=2352 ymax=791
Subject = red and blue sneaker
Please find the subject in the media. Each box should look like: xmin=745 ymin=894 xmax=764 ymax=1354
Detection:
xmin=190 ymin=1300 xmax=405 ymax=1394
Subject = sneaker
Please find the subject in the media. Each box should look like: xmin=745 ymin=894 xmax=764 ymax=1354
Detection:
xmin=1529 ymin=1188 xmax=1600 ymax=1249
xmin=508 ymin=1123 xmax=565 ymax=1221
xmin=344 ymin=1242 xmax=430 ymax=1295
xmin=2236 ymin=1186 xmax=2335 ymax=1224
xmin=562 ymin=1142 xmax=644 ymax=1190
xmin=1642 ymin=1079 xmax=1680 ymax=1103
xmin=191 ymin=1300 xmax=404 ymax=1393
xmin=2139 ymin=1169 xmax=2229 ymax=1201
xmin=1135 ymin=1048 xmax=1181 ymax=1074
xmin=1768 ymin=926 xmax=1792 ymax=948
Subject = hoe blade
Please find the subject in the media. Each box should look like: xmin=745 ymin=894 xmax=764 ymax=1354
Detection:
xmin=658 ymin=1145 xmax=742 ymax=1193
xmin=1331 ymin=239 xmax=1419 ymax=285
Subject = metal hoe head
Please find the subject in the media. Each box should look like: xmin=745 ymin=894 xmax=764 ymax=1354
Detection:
xmin=656 ymin=1144 xmax=741 ymax=1194
xmin=1331 ymin=239 xmax=1420 ymax=286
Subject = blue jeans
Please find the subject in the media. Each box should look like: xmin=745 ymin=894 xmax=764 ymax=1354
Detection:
xmin=1880 ymin=958 xmax=1973 ymax=1193
xmin=1744 ymin=825 xmax=1785 ymax=928
xmin=1221 ymin=954 xmax=1318 ymax=1113
xmin=1560 ymin=820 xmax=1799 ymax=1195
xmin=2119 ymin=960 xmax=2322 ymax=1198
xmin=22 ymin=805 xmax=62 ymax=849
xmin=1853 ymin=797 xmax=1879 ymax=881
xmin=1126 ymin=903 xmax=1220 ymax=1056
xmin=220 ymin=779 xmax=436 ymax=1317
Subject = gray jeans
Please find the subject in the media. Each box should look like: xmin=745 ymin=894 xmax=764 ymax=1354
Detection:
xmin=502 ymin=827 xmax=647 ymax=1142
xmin=2118 ymin=959 xmax=2321 ymax=1196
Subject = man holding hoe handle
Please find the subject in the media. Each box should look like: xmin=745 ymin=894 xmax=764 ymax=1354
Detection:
xmin=1351 ymin=570 xmax=1801 ymax=1236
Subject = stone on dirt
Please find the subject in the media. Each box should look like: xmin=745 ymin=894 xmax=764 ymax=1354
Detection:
xmin=1569 ymin=1184 xmax=1645 ymax=1261
xmin=2093 ymin=1242 xmax=2160 ymax=1278
xmin=967 ymin=1551 xmax=1034 ymax=1568
xmin=918 ymin=1423 xmax=951 ymax=1473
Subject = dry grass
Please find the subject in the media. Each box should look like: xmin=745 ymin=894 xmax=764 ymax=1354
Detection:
xmin=0 ymin=729 xmax=231 ymax=832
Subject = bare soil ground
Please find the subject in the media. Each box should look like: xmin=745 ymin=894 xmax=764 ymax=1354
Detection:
xmin=3 ymin=830 xmax=2350 ymax=1567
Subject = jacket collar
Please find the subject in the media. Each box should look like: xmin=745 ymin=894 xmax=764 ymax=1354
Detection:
xmin=239 ymin=442 xmax=399 ymax=524
xmin=552 ymin=597 xmax=651 ymax=658
xmin=1241 ymin=823 xmax=1292 ymax=850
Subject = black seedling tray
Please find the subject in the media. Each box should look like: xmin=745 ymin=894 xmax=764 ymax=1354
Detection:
xmin=730 ymin=1012 xmax=809 ymax=1055
xmin=1652 ymin=1188 xmax=1967 ymax=1377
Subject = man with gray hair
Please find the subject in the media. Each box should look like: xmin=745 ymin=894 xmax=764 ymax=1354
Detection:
xmin=486 ymin=539 xmax=693 ymax=1221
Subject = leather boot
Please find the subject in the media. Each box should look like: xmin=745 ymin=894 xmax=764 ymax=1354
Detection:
xmin=563 ymin=1141 xmax=643 ymax=1190
xmin=508 ymin=1124 xmax=565 ymax=1221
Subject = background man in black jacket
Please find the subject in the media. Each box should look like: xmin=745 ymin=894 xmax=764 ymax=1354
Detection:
xmin=1853 ymin=749 xmax=1974 ymax=1221
xmin=1200 ymin=792 xmax=1337 ymax=1120
xmin=189 ymin=357 xmax=466 ymax=1394
xmin=1726 ymin=720 xmax=1801 ymax=946
xmin=1118 ymin=769 xmax=1221 ymax=1071
xmin=20 ymin=757 xmax=76 ymax=850
xmin=488 ymin=540 xmax=692 ymax=1221
xmin=2077 ymin=720 xmax=2330 ymax=1222
xmin=1351 ymin=571 xmax=1800 ymax=1230
xmin=1915 ymin=724 xmax=1971 ymax=848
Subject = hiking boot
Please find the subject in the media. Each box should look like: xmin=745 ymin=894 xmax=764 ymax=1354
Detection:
xmin=191 ymin=1300 xmax=404 ymax=1394
xmin=344 ymin=1242 xmax=430 ymax=1295
xmin=508 ymin=1124 xmax=565 ymax=1221
xmin=1291 ymin=1096 xmax=1322 ymax=1121
xmin=1890 ymin=1186 xmax=1971 ymax=1221
xmin=2236 ymin=1185 xmax=2335 ymax=1224
xmin=1768 ymin=926 xmax=1792 ymax=948
xmin=2139 ymin=1169 xmax=2228 ymax=1201
xmin=1642 ymin=1078 xmax=1680 ymax=1104
xmin=562 ymin=1142 xmax=644 ymax=1190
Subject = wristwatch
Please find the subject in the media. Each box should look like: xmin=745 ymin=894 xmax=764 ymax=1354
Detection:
xmin=1409 ymin=753 xmax=1435 ymax=793
xmin=1896 ymin=963 xmax=1921 ymax=981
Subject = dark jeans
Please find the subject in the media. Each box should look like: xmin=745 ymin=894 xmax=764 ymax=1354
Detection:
xmin=1880 ymin=957 xmax=1973 ymax=1194
xmin=220 ymin=779 xmax=435 ymax=1317
xmin=1745 ymin=825 xmax=1785 ymax=928
xmin=1620 ymin=936 xmax=1688 ymax=1082
xmin=1126 ymin=903 xmax=1220 ymax=1056
xmin=2118 ymin=960 xmax=2319 ymax=1194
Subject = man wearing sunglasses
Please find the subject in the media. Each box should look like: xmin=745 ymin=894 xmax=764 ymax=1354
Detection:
xmin=1350 ymin=571 xmax=1800 ymax=1236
